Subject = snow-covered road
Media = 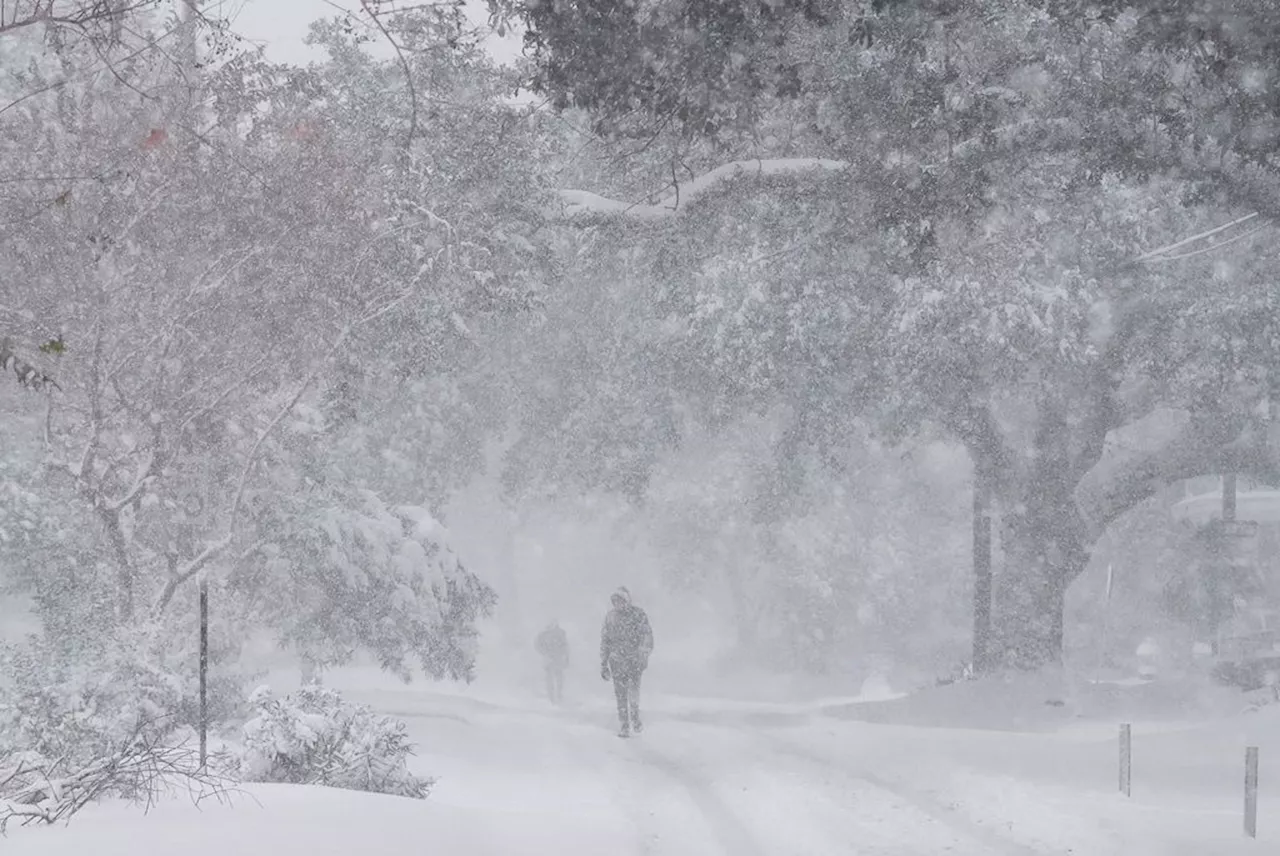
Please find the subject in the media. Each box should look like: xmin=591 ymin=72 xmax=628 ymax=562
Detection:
xmin=409 ymin=693 xmax=1039 ymax=855
xmin=6 ymin=680 xmax=1275 ymax=855
xmin=380 ymin=685 xmax=1274 ymax=855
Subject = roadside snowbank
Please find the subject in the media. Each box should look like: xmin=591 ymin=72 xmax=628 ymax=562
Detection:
xmin=825 ymin=668 xmax=1247 ymax=731
xmin=2 ymin=781 xmax=624 ymax=856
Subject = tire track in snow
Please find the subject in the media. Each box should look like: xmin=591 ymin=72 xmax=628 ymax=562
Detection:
xmin=549 ymin=710 xmax=740 ymax=856
xmin=656 ymin=704 xmax=1047 ymax=853
xmin=574 ymin=705 xmax=975 ymax=856
xmin=635 ymin=719 xmax=990 ymax=855
xmin=754 ymin=729 xmax=1045 ymax=856
xmin=547 ymin=718 xmax=667 ymax=856
xmin=624 ymin=738 xmax=769 ymax=856
xmin=549 ymin=703 xmax=770 ymax=856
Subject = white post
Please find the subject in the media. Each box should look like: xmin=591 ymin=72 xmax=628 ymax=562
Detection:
xmin=1119 ymin=723 xmax=1132 ymax=797
xmin=1245 ymin=746 xmax=1259 ymax=839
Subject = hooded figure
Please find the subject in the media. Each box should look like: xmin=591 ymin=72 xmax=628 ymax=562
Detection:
xmin=599 ymin=586 xmax=653 ymax=737
xmin=535 ymin=619 xmax=570 ymax=704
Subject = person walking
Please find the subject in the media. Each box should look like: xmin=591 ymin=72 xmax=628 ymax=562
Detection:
xmin=535 ymin=619 xmax=570 ymax=704
xmin=599 ymin=587 xmax=653 ymax=737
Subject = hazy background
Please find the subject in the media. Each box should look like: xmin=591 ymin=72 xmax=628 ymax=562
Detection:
xmin=228 ymin=0 xmax=523 ymax=65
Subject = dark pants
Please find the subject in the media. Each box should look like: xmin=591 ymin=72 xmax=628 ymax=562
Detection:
xmin=544 ymin=663 xmax=565 ymax=704
xmin=609 ymin=661 xmax=643 ymax=729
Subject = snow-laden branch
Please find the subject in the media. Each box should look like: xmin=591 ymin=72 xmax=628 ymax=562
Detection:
xmin=555 ymin=158 xmax=849 ymax=220
xmin=150 ymin=305 xmax=413 ymax=616
xmin=1077 ymin=410 xmax=1280 ymax=538
xmin=173 ymin=354 xmax=276 ymax=434
xmin=1134 ymin=211 xmax=1266 ymax=264
xmin=0 ymin=337 xmax=58 ymax=390
xmin=102 ymin=448 xmax=159 ymax=514
xmin=551 ymin=119 xmax=1097 ymax=221
xmin=153 ymin=344 xmax=347 ymax=614
xmin=151 ymin=534 xmax=232 ymax=614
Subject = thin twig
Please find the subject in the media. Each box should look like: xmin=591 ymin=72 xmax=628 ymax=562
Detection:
xmin=360 ymin=0 xmax=419 ymax=150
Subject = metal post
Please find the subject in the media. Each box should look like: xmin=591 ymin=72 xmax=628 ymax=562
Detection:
xmin=199 ymin=577 xmax=209 ymax=769
xmin=1223 ymin=472 xmax=1237 ymax=523
xmin=972 ymin=469 xmax=992 ymax=674
xmin=177 ymin=0 xmax=211 ymax=773
xmin=1245 ymin=746 xmax=1259 ymax=839
xmin=1119 ymin=723 xmax=1131 ymax=797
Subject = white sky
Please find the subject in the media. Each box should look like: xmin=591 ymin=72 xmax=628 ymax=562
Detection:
xmin=221 ymin=0 xmax=523 ymax=66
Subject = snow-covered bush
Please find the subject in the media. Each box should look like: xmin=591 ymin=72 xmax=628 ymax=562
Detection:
xmin=0 ymin=623 xmax=244 ymax=767
xmin=0 ymin=627 xmax=239 ymax=831
xmin=235 ymin=685 xmax=432 ymax=799
xmin=1 ymin=631 xmax=182 ymax=765
xmin=0 ymin=724 xmax=232 ymax=832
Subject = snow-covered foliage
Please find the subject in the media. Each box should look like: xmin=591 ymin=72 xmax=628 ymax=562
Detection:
xmin=0 ymin=624 xmax=236 ymax=832
xmin=235 ymin=685 xmax=432 ymax=799
xmin=0 ymin=0 xmax=539 ymax=636
xmin=245 ymin=489 xmax=495 ymax=682
xmin=492 ymin=0 xmax=1280 ymax=673
xmin=5 ymin=0 xmax=1280 ymax=757
xmin=0 ymin=625 xmax=238 ymax=767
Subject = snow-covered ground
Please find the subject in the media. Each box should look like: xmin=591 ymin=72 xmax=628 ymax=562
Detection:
xmin=5 ymin=668 xmax=1275 ymax=855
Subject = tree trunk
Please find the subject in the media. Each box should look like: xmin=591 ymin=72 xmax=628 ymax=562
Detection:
xmin=972 ymin=465 xmax=993 ymax=673
xmin=300 ymin=655 xmax=323 ymax=686
xmin=986 ymin=397 xmax=1096 ymax=669
xmin=97 ymin=507 xmax=135 ymax=623
xmin=995 ymin=519 xmax=1089 ymax=669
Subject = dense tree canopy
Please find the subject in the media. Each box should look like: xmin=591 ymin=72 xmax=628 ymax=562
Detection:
xmin=0 ymin=3 xmax=539 ymax=680
xmin=3 ymin=0 xmax=1276 ymax=697
xmin=498 ymin=0 xmax=1280 ymax=666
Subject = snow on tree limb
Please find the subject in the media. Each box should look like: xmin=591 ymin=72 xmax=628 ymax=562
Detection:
xmin=1134 ymin=212 xmax=1267 ymax=264
xmin=1078 ymin=411 xmax=1280 ymax=538
xmin=554 ymin=158 xmax=849 ymax=220
xmin=0 ymin=337 xmax=57 ymax=390
xmin=549 ymin=120 xmax=1084 ymax=221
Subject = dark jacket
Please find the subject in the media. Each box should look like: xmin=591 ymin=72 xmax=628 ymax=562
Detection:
xmin=600 ymin=604 xmax=653 ymax=673
xmin=536 ymin=625 xmax=569 ymax=667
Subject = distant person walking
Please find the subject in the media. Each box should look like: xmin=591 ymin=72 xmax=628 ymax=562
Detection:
xmin=535 ymin=620 xmax=570 ymax=704
xmin=599 ymin=587 xmax=653 ymax=737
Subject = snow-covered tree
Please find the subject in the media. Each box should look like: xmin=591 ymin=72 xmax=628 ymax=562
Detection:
xmin=241 ymin=488 xmax=495 ymax=682
xmin=501 ymin=0 xmax=1280 ymax=669
xmin=1 ymin=7 xmax=544 ymax=661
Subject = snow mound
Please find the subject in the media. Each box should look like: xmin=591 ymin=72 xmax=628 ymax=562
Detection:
xmin=2 ymin=782 xmax=617 ymax=856
xmin=823 ymin=669 xmax=1247 ymax=732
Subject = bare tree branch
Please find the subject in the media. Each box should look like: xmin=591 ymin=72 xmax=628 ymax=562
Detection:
xmin=361 ymin=0 xmax=419 ymax=150
xmin=0 ymin=717 xmax=238 ymax=833
xmin=0 ymin=0 xmax=159 ymax=38
xmin=102 ymin=448 xmax=159 ymax=514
